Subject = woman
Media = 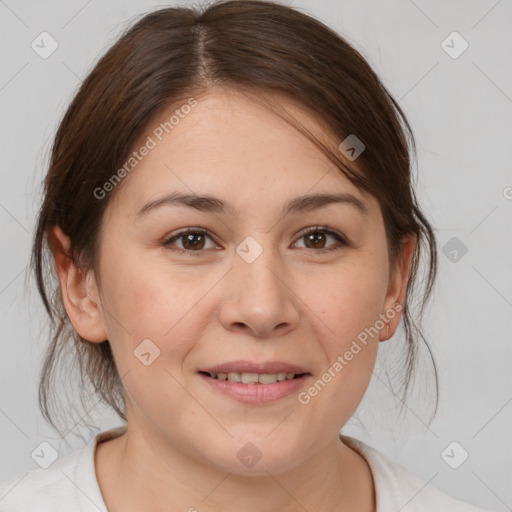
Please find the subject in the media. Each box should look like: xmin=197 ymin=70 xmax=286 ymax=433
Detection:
xmin=0 ymin=1 xmax=496 ymax=510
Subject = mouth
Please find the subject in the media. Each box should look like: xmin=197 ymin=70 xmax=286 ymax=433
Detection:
xmin=198 ymin=371 xmax=308 ymax=384
xmin=197 ymin=361 xmax=312 ymax=403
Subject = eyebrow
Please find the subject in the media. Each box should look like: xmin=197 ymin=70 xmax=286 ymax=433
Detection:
xmin=136 ymin=191 xmax=368 ymax=219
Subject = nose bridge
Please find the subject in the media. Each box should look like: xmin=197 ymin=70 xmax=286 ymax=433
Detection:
xmin=234 ymin=233 xmax=286 ymax=301
xmin=219 ymin=232 xmax=299 ymax=337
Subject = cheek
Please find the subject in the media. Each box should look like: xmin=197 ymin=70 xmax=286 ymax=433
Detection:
xmin=302 ymin=254 xmax=388 ymax=349
xmin=297 ymin=266 xmax=383 ymax=425
xmin=292 ymin=255 xmax=385 ymax=410
xmin=98 ymin=250 xmax=216 ymax=371
xmin=98 ymin=261 xmax=205 ymax=419
xmin=99 ymin=245 xmax=191 ymax=333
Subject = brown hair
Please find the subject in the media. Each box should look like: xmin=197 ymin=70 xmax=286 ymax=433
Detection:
xmin=31 ymin=0 xmax=438 ymax=434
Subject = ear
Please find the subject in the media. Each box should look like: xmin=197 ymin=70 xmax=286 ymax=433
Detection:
xmin=48 ymin=225 xmax=108 ymax=343
xmin=379 ymin=234 xmax=416 ymax=342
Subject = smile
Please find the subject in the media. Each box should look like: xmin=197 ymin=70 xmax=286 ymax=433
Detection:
xmin=200 ymin=371 xmax=305 ymax=384
xmin=197 ymin=371 xmax=311 ymax=403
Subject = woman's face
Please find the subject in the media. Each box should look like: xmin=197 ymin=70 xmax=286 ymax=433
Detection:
xmin=86 ymin=88 xmax=407 ymax=474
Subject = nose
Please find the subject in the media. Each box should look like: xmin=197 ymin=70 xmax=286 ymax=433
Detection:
xmin=218 ymin=245 xmax=300 ymax=338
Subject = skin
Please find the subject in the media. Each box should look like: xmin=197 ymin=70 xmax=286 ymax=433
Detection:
xmin=50 ymin=87 xmax=414 ymax=512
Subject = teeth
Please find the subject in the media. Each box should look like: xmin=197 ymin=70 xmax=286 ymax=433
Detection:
xmin=258 ymin=373 xmax=278 ymax=384
xmin=227 ymin=372 xmax=241 ymax=382
xmin=208 ymin=372 xmax=300 ymax=384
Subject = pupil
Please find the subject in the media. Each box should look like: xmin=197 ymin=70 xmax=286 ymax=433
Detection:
xmin=184 ymin=233 xmax=204 ymax=250
xmin=307 ymin=232 xmax=325 ymax=249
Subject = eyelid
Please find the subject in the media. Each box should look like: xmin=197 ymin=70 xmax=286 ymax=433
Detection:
xmin=295 ymin=225 xmax=348 ymax=244
xmin=162 ymin=227 xmax=217 ymax=247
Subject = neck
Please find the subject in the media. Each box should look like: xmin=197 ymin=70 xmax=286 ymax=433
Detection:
xmin=95 ymin=424 xmax=375 ymax=512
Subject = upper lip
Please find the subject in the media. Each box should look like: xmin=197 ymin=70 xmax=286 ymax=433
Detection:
xmin=199 ymin=360 xmax=310 ymax=374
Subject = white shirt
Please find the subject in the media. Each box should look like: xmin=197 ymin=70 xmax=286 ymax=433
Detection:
xmin=0 ymin=426 xmax=495 ymax=511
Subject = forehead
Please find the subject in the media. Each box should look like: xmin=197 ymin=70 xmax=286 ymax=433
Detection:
xmin=107 ymin=88 xmax=374 ymax=220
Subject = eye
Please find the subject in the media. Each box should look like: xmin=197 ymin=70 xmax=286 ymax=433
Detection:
xmin=293 ymin=226 xmax=348 ymax=252
xmin=162 ymin=228 xmax=217 ymax=255
xmin=162 ymin=226 xmax=348 ymax=255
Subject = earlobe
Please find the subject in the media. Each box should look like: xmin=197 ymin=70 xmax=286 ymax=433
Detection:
xmin=379 ymin=234 xmax=416 ymax=342
xmin=48 ymin=225 xmax=108 ymax=343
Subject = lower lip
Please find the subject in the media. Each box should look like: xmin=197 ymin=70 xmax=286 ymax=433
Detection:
xmin=198 ymin=373 xmax=311 ymax=403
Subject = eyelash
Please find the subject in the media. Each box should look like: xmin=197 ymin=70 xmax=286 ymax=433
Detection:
xmin=162 ymin=226 xmax=348 ymax=256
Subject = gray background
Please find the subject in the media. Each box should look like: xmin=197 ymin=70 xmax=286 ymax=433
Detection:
xmin=1 ymin=0 xmax=511 ymax=510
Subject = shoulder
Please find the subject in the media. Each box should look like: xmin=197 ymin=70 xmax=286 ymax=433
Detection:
xmin=340 ymin=435 xmax=497 ymax=512
xmin=0 ymin=426 xmax=126 ymax=512
xmin=0 ymin=446 xmax=86 ymax=511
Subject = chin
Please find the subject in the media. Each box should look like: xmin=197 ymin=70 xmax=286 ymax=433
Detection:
xmin=198 ymin=436 xmax=305 ymax=476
